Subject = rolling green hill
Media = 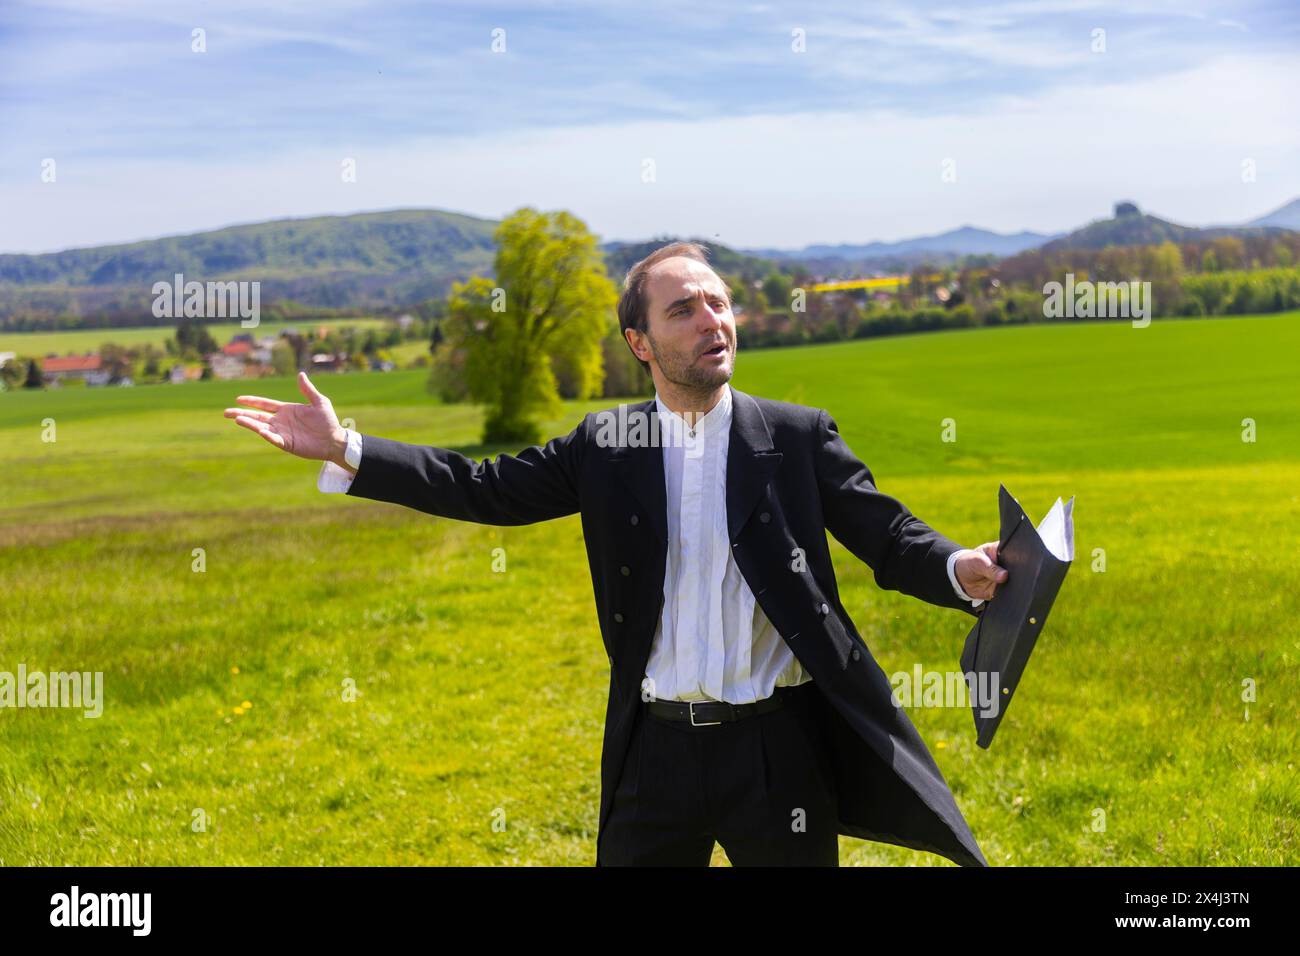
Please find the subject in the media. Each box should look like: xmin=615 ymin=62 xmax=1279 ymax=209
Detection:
xmin=0 ymin=209 xmax=500 ymax=326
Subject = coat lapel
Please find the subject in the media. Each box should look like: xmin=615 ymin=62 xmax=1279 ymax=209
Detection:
xmin=610 ymin=386 xmax=783 ymax=548
xmin=610 ymin=398 xmax=668 ymax=548
xmin=608 ymin=385 xmax=780 ymax=548
xmin=726 ymin=386 xmax=784 ymax=543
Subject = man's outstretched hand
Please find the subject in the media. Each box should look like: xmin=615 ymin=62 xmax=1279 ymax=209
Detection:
xmin=224 ymin=372 xmax=353 ymax=472
xmin=954 ymin=542 xmax=1009 ymax=602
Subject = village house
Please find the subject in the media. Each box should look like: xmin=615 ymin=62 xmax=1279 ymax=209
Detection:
xmin=203 ymin=333 xmax=279 ymax=380
xmin=310 ymin=352 xmax=347 ymax=372
xmin=221 ymin=338 xmax=254 ymax=358
xmin=42 ymin=354 xmax=112 ymax=386
xmin=252 ymin=335 xmax=277 ymax=365
xmin=207 ymin=352 xmax=247 ymax=380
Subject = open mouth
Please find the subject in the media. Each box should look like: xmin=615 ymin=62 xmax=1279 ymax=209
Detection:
xmin=701 ymin=343 xmax=727 ymax=358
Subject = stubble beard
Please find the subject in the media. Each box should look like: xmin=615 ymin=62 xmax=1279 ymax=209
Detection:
xmin=645 ymin=330 xmax=734 ymax=396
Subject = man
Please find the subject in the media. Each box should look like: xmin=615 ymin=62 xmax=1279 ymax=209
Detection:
xmin=224 ymin=241 xmax=1007 ymax=867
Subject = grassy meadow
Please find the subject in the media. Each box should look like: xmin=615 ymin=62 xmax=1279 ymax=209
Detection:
xmin=1 ymin=312 xmax=1297 ymax=866
xmin=0 ymin=317 xmax=395 ymax=359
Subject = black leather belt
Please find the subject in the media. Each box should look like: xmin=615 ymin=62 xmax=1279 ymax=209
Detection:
xmin=644 ymin=682 xmax=810 ymax=726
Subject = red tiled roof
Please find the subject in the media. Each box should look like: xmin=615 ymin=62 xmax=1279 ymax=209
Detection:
xmin=44 ymin=355 xmax=102 ymax=373
xmin=222 ymin=341 xmax=253 ymax=356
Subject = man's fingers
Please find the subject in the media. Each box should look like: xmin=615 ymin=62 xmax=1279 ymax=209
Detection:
xmin=957 ymin=551 xmax=1009 ymax=601
xmin=255 ymin=427 xmax=287 ymax=450
xmin=984 ymin=567 xmax=1008 ymax=598
xmin=224 ymin=407 xmax=272 ymax=423
xmin=232 ymin=414 xmax=268 ymax=434
xmin=233 ymin=415 xmax=286 ymax=449
xmin=973 ymin=543 xmax=1008 ymax=583
xmin=298 ymin=371 xmax=325 ymax=407
xmin=234 ymin=395 xmax=285 ymax=413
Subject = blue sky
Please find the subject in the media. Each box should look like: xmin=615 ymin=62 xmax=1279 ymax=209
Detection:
xmin=2 ymin=0 xmax=1298 ymax=253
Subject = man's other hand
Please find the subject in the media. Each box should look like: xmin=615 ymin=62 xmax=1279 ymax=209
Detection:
xmin=954 ymin=542 xmax=1009 ymax=602
xmin=223 ymin=371 xmax=353 ymax=472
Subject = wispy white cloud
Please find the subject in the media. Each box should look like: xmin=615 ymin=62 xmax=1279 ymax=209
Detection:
xmin=1 ymin=0 xmax=1297 ymax=251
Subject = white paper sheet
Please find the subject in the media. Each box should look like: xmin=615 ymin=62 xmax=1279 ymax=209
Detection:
xmin=1034 ymin=496 xmax=1075 ymax=562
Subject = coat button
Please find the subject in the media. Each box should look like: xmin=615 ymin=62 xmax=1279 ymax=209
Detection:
xmin=613 ymin=613 xmax=624 ymax=623
xmin=620 ymin=565 xmax=630 ymax=576
xmin=818 ymin=602 xmax=829 ymax=616
xmin=629 ymin=514 xmax=639 ymax=526
xmin=851 ymin=648 xmax=860 ymax=661
xmin=760 ymin=512 xmax=770 ymax=523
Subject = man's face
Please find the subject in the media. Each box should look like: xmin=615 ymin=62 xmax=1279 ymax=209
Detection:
xmin=632 ymin=256 xmax=736 ymax=391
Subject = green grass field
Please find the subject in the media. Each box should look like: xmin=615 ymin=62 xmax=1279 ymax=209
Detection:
xmin=0 ymin=317 xmax=395 ymax=358
xmin=1 ymin=312 xmax=1297 ymax=866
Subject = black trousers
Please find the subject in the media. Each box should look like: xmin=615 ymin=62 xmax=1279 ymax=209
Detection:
xmin=598 ymin=681 xmax=840 ymax=866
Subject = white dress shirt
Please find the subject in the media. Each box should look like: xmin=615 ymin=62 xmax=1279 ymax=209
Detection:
xmin=643 ymin=386 xmax=814 ymax=704
xmin=317 ymin=399 xmax=983 ymax=702
xmin=317 ymin=429 xmax=364 ymax=492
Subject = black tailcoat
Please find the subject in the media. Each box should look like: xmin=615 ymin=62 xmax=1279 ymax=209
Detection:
xmin=345 ymin=385 xmax=988 ymax=867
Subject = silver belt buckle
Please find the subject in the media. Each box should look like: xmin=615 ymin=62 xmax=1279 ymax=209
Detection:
xmin=689 ymin=700 xmax=722 ymax=727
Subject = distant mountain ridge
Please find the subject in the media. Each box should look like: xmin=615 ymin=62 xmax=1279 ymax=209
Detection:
xmin=1245 ymin=197 xmax=1300 ymax=230
xmin=741 ymin=197 xmax=1300 ymax=263
xmin=1038 ymin=200 xmax=1296 ymax=253
xmin=746 ymin=225 xmax=1058 ymax=261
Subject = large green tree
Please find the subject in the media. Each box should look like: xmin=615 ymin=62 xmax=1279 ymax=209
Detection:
xmin=435 ymin=208 xmax=616 ymax=444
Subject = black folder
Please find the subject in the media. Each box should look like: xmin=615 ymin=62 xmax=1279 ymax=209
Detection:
xmin=960 ymin=485 xmax=1074 ymax=748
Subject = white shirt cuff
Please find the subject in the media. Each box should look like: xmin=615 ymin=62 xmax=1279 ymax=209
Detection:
xmin=316 ymin=429 xmax=362 ymax=493
xmin=946 ymin=548 xmax=984 ymax=608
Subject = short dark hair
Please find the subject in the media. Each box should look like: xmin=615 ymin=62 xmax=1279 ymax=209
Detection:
xmin=616 ymin=241 xmax=727 ymax=374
